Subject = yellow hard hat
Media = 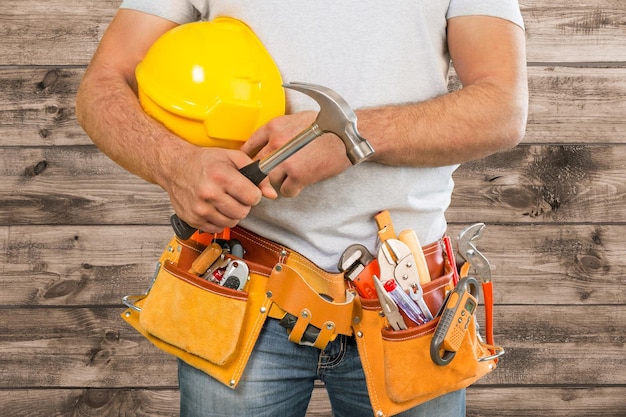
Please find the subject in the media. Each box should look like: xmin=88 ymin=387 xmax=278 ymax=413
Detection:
xmin=136 ymin=17 xmax=285 ymax=148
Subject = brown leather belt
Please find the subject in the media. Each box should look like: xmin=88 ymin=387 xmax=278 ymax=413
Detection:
xmin=230 ymin=226 xmax=447 ymax=287
xmin=230 ymin=226 xmax=449 ymax=348
xmin=231 ymin=226 xmax=445 ymax=279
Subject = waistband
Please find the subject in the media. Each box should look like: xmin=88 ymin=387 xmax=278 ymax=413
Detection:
xmin=230 ymin=226 xmax=449 ymax=348
xmin=229 ymin=226 xmax=447 ymax=283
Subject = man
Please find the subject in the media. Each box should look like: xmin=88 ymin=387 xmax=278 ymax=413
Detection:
xmin=76 ymin=1 xmax=528 ymax=416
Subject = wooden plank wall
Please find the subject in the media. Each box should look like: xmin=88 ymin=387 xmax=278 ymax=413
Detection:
xmin=1 ymin=0 xmax=625 ymax=415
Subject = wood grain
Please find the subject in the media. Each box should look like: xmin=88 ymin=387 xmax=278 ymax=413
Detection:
xmin=1 ymin=0 xmax=625 ymax=415
xmin=2 ymin=1 xmax=626 ymax=65
xmin=2 ymin=66 xmax=625 ymax=147
xmin=449 ymin=144 xmax=626 ymax=223
xmin=522 ymin=0 xmax=626 ymax=62
xmin=1 ymin=387 xmax=625 ymax=417
xmin=0 ymin=0 xmax=120 ymax=66
xmin=1 ymin=224 xmax=624 ymax=306
xmin=2 ymin=142 xmax=626 ymax=225
xmin=1 ymin=306 xmax=624 ymax=387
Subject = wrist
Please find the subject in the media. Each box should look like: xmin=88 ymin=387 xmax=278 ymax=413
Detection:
xmin=151 ymin=130 xmax=197 ymax=193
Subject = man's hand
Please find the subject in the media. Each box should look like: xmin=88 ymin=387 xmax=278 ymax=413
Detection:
xmin=75 ymin=9 xmax=279 ymax=234
xmin=240 ymin=111 xmax=352 ymax=197
xmin=165 ymin=146 xmax=278 ymax=234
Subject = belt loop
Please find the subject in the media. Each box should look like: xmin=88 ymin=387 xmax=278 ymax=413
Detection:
xmin=287 ymin=309 xmax=312 ymax=345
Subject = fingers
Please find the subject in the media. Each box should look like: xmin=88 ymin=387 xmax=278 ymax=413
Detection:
xmin=239 ymin=123 xmax=269 ymax=157
xmin=168 ymin=148 xmax=267 ymax=233
xmin=189 ymin=194 xmax=254 ymax=233
xmin=258 ymin=178 xmax=278 ymax=200
xmin=268 ymin=169 xmax=302 ymax=198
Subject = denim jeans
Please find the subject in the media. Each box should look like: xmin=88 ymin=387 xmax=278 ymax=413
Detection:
xmin=178 ymin=318 xmax=465 ymax=417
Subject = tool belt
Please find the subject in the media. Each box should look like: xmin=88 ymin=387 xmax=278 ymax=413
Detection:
xmin=121 ymin=216 xmax=503 ymax=417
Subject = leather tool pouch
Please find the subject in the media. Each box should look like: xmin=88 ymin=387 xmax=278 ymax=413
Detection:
xmin=121 ymin=225 xmax=502 ymax=411
xmin=121 ymin=235 xmax=273 ymax=388
xmin=352 ymin=261 xmax=503 ymax=417
xmin=120 ymin=227 xmax=356 ymax=388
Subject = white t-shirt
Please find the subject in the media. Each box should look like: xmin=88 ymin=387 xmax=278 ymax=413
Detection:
xmin=120 ymin=0 xmax=524 ymax=270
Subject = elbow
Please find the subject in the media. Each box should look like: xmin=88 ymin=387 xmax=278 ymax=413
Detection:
xmin=75 ymin=75 xmax=90 ymax=131
xmin=505 ymin=108 xmax=528 ymax=149
xmin=500 ymin=88 xmax=529 ymax=150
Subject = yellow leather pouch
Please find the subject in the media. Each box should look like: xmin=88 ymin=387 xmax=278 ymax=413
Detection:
xmin=352 ymin=274 xmax=503 ymax=417
xmin=121 ymin=236 xmax=273 ymax=388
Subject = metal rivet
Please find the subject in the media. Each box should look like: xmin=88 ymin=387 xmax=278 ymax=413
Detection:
xmin=260 ymin=307 xmax=267 ymax=314
xmin=177 ymin=246 xmax=182 ymax=252
xmin=302 ymin=311 xmax=309 ymax=318
xmin=353 ymin=316 xmax=361 ymax=324
xmin=167 ymin=246 xmax=173 ymax=252
xmin=376 ymin=411 xmax=384 ymax=417
xmin=357 ymin=331 xmax=363 ymax=338
xmin=266 ymin=291 xmax=273 ymax=298
xmin=280 ymin=250 xmax=288 ymax=257
xmin=402 ymin=274 xmax=409 ymax=280
xmin=229 ymin=379 xmax=236 ymax=387
xmin=124 ymin=312 xmax=131 ymax=318
xmin=275 ymin=265 xmax=282 ymax=272
xmin=378 ymin=312 xmax=385 ymax=318
xmin=326 ymin=323 xmax=334 ymax=330
xmin=406 ymin=262 xmax=413 ymax=268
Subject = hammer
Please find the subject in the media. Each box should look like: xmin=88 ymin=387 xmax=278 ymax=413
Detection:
xmin=171 ymin=82 xmax=375 ymax=240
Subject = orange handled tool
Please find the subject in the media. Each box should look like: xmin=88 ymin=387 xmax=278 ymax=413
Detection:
xmin=458 ymin=223 xmax=494 ymax=345
xmin=188 ymin=242 xmax=223 ymax=276
xmin=398 ymin=229 xmax=431 ymax=285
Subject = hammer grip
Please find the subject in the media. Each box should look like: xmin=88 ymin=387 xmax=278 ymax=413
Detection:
xmin=238 ymin=160 xmax=267 ymax=186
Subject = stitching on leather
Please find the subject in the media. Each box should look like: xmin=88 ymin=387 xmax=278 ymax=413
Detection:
xmin=235 ymin=227 xmax=283 ymax=257
xmin=165 ymin=264 xmax=248 ymax=301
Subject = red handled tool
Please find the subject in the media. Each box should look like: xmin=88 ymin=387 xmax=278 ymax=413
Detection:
xmin=338 ymin=244 xmax=378 ymax=299
xmin=457 ymin=223 xmax=494 ymax=345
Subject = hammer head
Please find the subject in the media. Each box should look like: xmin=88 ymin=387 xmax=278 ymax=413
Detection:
xmin=283 ymin=82 xmax=375 ymax=164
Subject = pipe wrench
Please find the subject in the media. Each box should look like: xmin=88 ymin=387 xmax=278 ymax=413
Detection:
xmin=338 ymin=244 xmax=378 ymax=299
xmin=457 ymin=223 xmax=494 ymax=344
xmin=378 ymin=239 xmax=432 ymax=321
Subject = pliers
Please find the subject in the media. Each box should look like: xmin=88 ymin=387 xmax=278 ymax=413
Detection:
xmin=458 ymin=223 xmax=494 ymax=345
xmin=373 ymin=274 xmax=407 ymax=331
xmin=377 ymin=239 xmax=433 ymax=322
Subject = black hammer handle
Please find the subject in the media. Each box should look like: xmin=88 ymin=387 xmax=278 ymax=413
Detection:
xmin=170 ymin=161 xmax=268 ymax=240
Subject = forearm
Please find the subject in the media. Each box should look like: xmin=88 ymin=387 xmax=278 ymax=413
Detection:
xmin=77 ymin=63 xmax=277 ymax=232
xmin=76 ymin=68 xmax=192 ymax=190
xmin=357 ymin=78 xmax=528 ymax=167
